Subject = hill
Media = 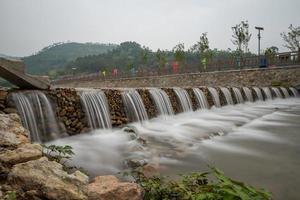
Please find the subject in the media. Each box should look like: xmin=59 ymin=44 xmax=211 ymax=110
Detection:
xmin=22 ymin=42 xmax=117 ymax=76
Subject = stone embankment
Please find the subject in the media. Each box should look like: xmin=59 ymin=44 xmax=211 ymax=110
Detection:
xmin=0 ymin=113 xmax=142 ymax=200
xmin=54 ymin=66 xmax=300 ymax=88
xmin=1 ymin=86 xmax=297 ymax=136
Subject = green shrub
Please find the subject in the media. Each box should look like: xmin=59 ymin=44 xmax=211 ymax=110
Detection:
xmin=127 ymin=167 xmax=271 ymax=200
xmin=41 ymin=144 xmax=88 ymax=175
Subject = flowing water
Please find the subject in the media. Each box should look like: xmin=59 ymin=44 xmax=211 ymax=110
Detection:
xmin=122 ymin=89 xmax=148 ymax=122
xmin=173 ymin=88 xmax=193 ymax=112
xmin=289 ymin=87 xmax=299 ymax=97
xmin=50 ymin=98 xmax=300 ymax=199
xmin=271 ymin=87 xmax=283 ymax=98
xmin=280 ymin=87 xmax=290 ymax=98
xmin=208 ymin=87 xmax=221 ymax=107
xmin=149 ymin=88 xmax=174 ymax=116
xmin=232 ymin=87 xmax=244 ymax=103
xmin=193 ymin=88 xmax=209 ymax=109
xmin=253 ymin=87 xmax=264 ymax=101
xmin=220 ymin=87 xmax=234 ymax=105
xmin=12 ymin=91 xmax=62 ymax=142
xmin=79 ymin=90 xmax=112 ymax=129
xmin=262 ymin=87 xmax=273 ymax=100
xmin=243 ymin=87 xmax=254 ymax=102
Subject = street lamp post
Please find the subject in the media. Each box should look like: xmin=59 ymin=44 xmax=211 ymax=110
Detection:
xmin=255 ymin=26 xmax=264 ymax=57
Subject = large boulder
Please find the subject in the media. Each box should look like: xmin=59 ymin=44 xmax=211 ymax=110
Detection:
xmin=0 ymin=114 xmax=29 ymax=148
xmin=0 ymin=143 xmax=42 ymax=165
xmin=88 ymin=175 xmax=142 ymax=200
xmin=8 ymin=157 xmax=89 ymax=200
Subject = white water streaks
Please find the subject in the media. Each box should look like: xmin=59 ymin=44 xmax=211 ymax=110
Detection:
xmin=149 ymin=88 xmax=174 ymax=116
xmin=262 ymin=87 xmax=273 ymax=100
xmin=122 ymin=89 xmax=148 ymax=122
xmin=79 ymin=89 xmax=112 ymax=129
xmin=193 ymin=88 xmax=209 ymax=109
xmin=280 ymin=87 xmax=290 ymax=98
xmin=220 ymin=87 xmax=234 ymax=105
xmin=271 ymin=87 xmax=283 ymax=98
xmin=232 ymin=87 xmax=244 ymax=103
xmin=243 ymin=87 xmax=254 ymax=102
xmin=173 ymin=88 xmax=193 ymax=112
xmin=289 ymin=87 xmax=299 ymax=97
xmin=50 ymin=98 xmax=300 ymax=199
xmin=208 ymin=87 xmax=221 ymax=107
xmin=12 ymin=91 xmax=62 ymax=142
xmin=253 ymin=87 xmax=264 ymax=101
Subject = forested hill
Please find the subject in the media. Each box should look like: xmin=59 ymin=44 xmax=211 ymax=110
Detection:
xmin=62 ymin=41 xmax=242 ymax=77
xmin=23 ymin=42 xmax=117 ymax=75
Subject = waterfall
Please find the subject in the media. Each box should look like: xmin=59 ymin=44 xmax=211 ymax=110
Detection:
xmin=122 ymin=89 xmax=148 ymax=122
xmin=243 ymin=87 xmax=254 ymax=102
xmin=12 ymin=91 xmax=61 ymax=142
xmin=289 ymin=87 xmax=299 ymax=97
xmin=208 ymin=87 xmax=221 ymax=107
xmin=262 ymin=87 xmax=273 ymax=100
xmin=271 ymin=87 xmax=283 ymax=98
xmin=193 ymin=88 xmax=209 ymax=109
xmin=220 ymin=87 xmax=234 ymax=105
xmin=173 ymin=88 xmax=193 ymax=112
xmin=280 ymin=87 xmax=290 ymax=98
xmin=253 ymin=87 xmax=264 ymax=101
xmin=149 ymin=88 xmax=174 ymax=115
xmin=232 ymin=87 xmax=244 ymax=104
xmin=79 ymin=90 xmax=112 ymax=129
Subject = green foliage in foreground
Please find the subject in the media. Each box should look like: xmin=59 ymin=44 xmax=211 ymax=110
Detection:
xmin=42 ymin=144 xmax=74 ymax=164
xmin=128 ymin=167 xmax=271 ymax=200
xmin=41 ymin=144 xmax=88 ymax=175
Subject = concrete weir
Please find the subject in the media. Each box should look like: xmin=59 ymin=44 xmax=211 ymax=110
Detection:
xmin=0 ymin=58 xmax=50 ymax=89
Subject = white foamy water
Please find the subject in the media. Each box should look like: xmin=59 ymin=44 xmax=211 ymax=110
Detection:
xmin=50 ymin=98 xmax=300 ymax=200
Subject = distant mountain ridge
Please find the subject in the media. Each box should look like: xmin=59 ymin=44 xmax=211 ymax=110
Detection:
xmin=22 ymin=42 xmax=117 ymax=75
xmin=0 ymin=53 xmax=20 ymax=60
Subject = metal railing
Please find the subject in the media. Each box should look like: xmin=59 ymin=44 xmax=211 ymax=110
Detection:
xmin=53 ymin=51 xmax=299 ymax=84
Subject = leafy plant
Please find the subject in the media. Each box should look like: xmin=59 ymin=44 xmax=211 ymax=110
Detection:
xmin=4 ymin=191 xmax=17 ymax=200
xmin=125 ymin=167 xmax=271 ymax=200
xmin=42 ymin=144 xmax=74 ymax=164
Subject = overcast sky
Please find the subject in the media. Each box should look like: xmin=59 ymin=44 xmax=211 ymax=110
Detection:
xmin=0 ymin=0 xmax=299 ymax=57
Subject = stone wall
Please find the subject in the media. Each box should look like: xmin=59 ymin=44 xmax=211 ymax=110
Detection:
xmin=55 ymin=66 xmax=300 ymax=88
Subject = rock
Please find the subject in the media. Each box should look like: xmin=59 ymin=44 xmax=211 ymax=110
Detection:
xmin=0 ymin=143 xmax=42 ymax=165
xmin=0 ymin=114 xmax=29 ymax=148
xmin=126 ymin=159 xmax=148 ymax=169
xmin=8 ymin=157 xmax=88 ymax=200
xmin=142 ymin=164 xmax=160 ymax=178
xmin=3 ymin=108 xmax=17 ymax=114
xmin=0 ymin=90 xmax=8 ymax=101
xmin=88 ymin=175 xmax=142 ymax=200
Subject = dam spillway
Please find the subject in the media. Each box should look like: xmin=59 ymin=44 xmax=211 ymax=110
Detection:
xmin=4 ymin=86 xmax=299 ymax=142
xmin=2 ymin=86 xmax=300 ymax=200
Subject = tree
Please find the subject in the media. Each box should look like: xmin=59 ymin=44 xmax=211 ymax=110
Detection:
xmin=265 ymin=46 xmax=279 ymax=64
xmin=140 ymin=46 xmax=151 ymax=67
xmin=231 ymin=21 xmax=252 ymax=55
xmin=156 ymin=49 xmax=167 ymax=69
xmin=190 ymin=33 xmax=212 ymax=69
xmin=173 ymin=43 xmax=185 ymax=66
xmin=281 ymin=24 xmax=300 ymax=51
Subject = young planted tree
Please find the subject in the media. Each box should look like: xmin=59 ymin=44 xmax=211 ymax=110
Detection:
xmin=141 ymin=46 xmax=150 ymax=67
xmin=190 ymin=33 xmax=212 ymax=70
xmin=231 ymin=21 xmax=252 ymax=55
xmin=156 ymin=49 xmax=167 ymax=69
xmin=265 ymin=46 xmax=279 ymax=65
xmin=281 ymin=24 xmax=300 ymax=51
xmin=173 ymin=43 xmax=185 ymax=67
